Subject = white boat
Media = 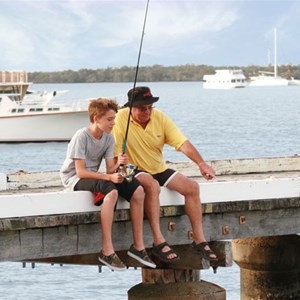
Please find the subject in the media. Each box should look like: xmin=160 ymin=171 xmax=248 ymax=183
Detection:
xmin=249 ymin=72 xmax=289 ymax=87
xmin=203 ymin=69 xmax=247 ymax=89
xmin=286 ymin=70 xmax=300 ymax=85
xmin=288 ymin=78 xmax=300 ymax=86
xmin=0 ymin=71 xmax=89 ymax=143
xmin=248 ymin=29 xmax=289 ymax=87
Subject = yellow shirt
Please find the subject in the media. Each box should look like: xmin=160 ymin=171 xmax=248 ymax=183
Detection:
xmin=113 ymin=107 xmax=187 ymax=174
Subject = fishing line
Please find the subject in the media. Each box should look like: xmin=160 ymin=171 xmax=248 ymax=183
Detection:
xmin=122 ymin=0 xmax=150 ymax=154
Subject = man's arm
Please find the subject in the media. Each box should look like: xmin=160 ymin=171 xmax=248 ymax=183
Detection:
xmin=105 ymin=154 xmax=128 ymax=174
xmin=178 ymin=140 xmax=216 ymax=180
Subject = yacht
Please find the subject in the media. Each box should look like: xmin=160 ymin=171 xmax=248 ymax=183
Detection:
xmin=203 ymin=69 xmax=247 ymax=89
xmin=249 ymin=72 xmax=289 ymax=87
xmin=0 ymin=71 xmax=90 ymax=143
xmin=248 ymin=29 xmax=289 ymax=87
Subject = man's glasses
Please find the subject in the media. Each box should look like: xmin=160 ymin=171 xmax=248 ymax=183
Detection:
xmin=136 ymin=105 xmax=154 ymax=112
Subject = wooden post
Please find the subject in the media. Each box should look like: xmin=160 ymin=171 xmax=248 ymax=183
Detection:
xmin=128 ymin=269 xmax=226 ymax=300
xmin=232 ymin=234 xmax=300 ymax=299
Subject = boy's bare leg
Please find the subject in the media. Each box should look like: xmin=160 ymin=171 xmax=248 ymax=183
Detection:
xmin=136 ymin=173 xmax=177 ymax=260
xmin=100 ymin=189 xmax=118 ymax=255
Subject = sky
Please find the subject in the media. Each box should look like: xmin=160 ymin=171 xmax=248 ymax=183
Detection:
xmin=1 ymin=0 xmax=300 ymax=72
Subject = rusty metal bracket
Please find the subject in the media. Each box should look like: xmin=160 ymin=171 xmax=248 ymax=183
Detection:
xmin=239 ymin=215 xmax=246 ymax=224
xmin=168 ymin=222 xmax=176 ymax=232
xmin=222 ymin=225 xmax=229 ymax=235
xmin=188 ymin=230 xmax=194 ymax=240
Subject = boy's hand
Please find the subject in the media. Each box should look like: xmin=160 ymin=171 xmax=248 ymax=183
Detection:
xmin=109 ymin=173 xmax=124 ymax=183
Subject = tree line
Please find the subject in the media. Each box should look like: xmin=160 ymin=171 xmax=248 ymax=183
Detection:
xmin=29 ymin=64 xmax=300 ymax=83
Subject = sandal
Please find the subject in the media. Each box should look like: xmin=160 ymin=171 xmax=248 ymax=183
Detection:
xmin=152 ymin=242 xmax=180 ymax=263
xmin=191 ymin=241 xmax=218 ymax=262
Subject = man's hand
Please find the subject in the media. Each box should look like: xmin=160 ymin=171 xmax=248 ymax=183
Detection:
xmin=117 ymin=153 xmax=129 ymax=166
xmin=199 ymin=162 xmax=216 ymax=180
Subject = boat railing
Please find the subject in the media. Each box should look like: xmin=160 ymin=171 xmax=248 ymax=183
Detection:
xmin=0 ymin=71 xmax=28 ymax=84
xmin=21 ymin=96 xmax=89 ymax=111
xmin=258 ymin=70 xmax=275 ymax=76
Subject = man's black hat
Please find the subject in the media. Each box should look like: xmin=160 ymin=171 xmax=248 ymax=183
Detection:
xmin=124 ymin=86 xmax=159 ymax=107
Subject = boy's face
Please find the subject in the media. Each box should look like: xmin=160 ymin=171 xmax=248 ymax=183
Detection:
xmin=95 ymin=109 xmax=116 ymax=133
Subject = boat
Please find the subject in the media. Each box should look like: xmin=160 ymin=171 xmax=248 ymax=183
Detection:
xmin=287 ymin=77 xmax=300 ymax=86
xmin=248 ymin=72 xmax=289 ymax=87
xmin=0 ymin=71 xmax=89 ymax=143
xmin=202 ymin=69 xmax=247 ymax=89
xmin=248 ymin=29 xmax=289 ymax=87
xmin=286 ymin=68 xmax=300 ymax=86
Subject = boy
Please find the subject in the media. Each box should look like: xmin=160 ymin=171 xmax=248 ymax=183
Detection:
xmin=60 ymin=98 xmax=156 ymax=271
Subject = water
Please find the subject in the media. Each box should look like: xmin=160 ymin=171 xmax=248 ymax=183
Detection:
xmin=1 ymin=82 xmax=300 ymax=299
xmin=1 ymin=82 xmax=299 ymax=173
xmin=0 ymin=262 xmax=240 ymax=300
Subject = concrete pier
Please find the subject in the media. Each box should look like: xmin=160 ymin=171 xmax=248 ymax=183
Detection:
xmin=1 ymin=156 xmax=300 ymax=299
xmin=232 ymin=234 xmax=300 ymax=300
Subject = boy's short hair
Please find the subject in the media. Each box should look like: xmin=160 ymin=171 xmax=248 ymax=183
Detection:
xmin=88 ymin=98 xmax=118 ymax=122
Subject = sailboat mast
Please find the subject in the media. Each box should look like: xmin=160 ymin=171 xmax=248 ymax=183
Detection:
xmin=274 ymin=28 xmax=277 ymax=78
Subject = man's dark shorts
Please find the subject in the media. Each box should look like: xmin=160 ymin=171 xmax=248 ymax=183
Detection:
xmin=135 ymin=168 xmax=177 ymax=186
xmin=74 ymin=177 xmax=141 ymax=206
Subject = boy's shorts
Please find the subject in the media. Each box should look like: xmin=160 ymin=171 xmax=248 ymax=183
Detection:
xmin=74 ymin=177 xmax=141 ymax=206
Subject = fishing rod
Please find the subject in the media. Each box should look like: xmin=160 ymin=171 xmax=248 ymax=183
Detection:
xmin=122 ymin=0 xmax=150 ymax=154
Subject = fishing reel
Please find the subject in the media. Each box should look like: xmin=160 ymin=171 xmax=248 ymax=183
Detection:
xmin=118 ymin=164 xmax=138 ymax=183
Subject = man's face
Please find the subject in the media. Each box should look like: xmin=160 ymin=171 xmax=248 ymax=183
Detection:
xmin=131 ymin=104 xmax=154 ymax=125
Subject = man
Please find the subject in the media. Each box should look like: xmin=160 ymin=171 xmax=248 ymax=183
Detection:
xmin=112 ymin=87 xmax=217 ymax=262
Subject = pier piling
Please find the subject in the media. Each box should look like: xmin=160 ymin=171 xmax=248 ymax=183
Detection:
xmin=232 ymin=234 xmax=300 ymax=299
xmin=128 ymin=269 xmax=226 ymax=300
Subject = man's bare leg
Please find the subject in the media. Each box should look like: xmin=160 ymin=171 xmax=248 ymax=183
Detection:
xmin=167 ymin=172 xmax=217 ymax=259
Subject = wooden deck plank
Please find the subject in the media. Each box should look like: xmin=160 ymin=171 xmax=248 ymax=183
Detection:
xmin=0 ymin=175 xmax=299 ymax=218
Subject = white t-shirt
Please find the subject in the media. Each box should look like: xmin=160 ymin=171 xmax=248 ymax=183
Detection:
xmin=60 ymin=128 xmax=115 ymax=190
